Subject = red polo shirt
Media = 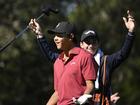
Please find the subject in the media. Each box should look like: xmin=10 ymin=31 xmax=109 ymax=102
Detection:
xmin=54 ymin=47 xmax=97 ymax=105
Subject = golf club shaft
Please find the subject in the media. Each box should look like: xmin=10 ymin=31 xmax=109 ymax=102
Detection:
xmin=0 ymin=13 xmax=45 ymax=52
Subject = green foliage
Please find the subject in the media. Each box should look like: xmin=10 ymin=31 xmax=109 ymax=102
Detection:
xmin=0 ymin=0 xmax=140 ymax=105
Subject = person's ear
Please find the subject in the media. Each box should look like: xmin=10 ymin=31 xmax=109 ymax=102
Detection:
xmin=94 ymin=42 xmax=99 ymax=49
xmin=80 ymin=42 xmax=83 ymax=48
xmin=68 ymin=33 xmax=75 ymax=42
xmin=69 ymin=33 xmax=74 ymax=39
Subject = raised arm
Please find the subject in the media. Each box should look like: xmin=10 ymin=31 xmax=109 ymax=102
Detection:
xmin=28 ymin=19 xmax=58 ymax=62
xmin=107 ymin=10 xmax=135 ymax=71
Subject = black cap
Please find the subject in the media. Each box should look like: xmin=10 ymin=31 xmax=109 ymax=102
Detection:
xmin=81 ymin=29 xmax=99 ymax=42
xmin=48 ymin=21 xmax=76 ymax=36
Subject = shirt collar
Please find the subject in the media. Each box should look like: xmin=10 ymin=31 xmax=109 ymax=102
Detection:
xmin=94 ymin=48 xmax=103 ymax=66
xmin=58 ymin=47 xmax=81 ymax=60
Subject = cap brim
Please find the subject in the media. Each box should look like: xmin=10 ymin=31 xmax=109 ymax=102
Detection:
xmin=48 ymin=29 xmax=66 ymax=35
xmin=81 ymin=34 xmax=98 ymax=41
xmin=48 ymin=29 xmax=58 ymax=34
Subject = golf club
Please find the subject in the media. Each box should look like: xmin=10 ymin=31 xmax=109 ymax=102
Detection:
xmin=0 ymin=5 xmax=59 ymax=53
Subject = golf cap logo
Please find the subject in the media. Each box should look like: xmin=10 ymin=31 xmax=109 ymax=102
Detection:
xmin=70 ymin=62 xmax=76 ymax=65
xmin=85 ymin=30 xmax=95 ymax=35
xmin=56 ymin=23 xmax=60 ymax=28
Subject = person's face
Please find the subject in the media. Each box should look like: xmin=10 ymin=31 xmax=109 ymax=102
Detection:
xmin=54 ymin=34 xmax=72 ymax=51
xmin=80 ymin=37 xmax=99 ymax=55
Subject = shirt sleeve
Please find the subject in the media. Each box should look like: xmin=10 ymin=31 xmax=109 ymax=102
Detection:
xmin=107 ymin=32 xmax=135 ymax=73
xmin=82 ymin=53 xmax=97 ymax=81
xmin=37 ymin=36 xmax=59 ymax=62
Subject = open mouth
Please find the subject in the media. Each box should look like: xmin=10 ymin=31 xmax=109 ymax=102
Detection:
xmin=55 ymin=41 xmax=60 ymax=44
xmin=55 ymin=42 xmax=61 ymax=47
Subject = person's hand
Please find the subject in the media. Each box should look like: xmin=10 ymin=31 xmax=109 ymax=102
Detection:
xmin=111 ymin=92 xmax=120 ymax=104
xmin=123 ymin=10 xmax=135 ymax=33
xmin=72 ymin=94 xmax=92 ymax=105
xmin=28 ymin=19 xmax=43 ymax=37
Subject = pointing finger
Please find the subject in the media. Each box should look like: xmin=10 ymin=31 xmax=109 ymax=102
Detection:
xmin=123 ymin=17 xmax=127 ymax=23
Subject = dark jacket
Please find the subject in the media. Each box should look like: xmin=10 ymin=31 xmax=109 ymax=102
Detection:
xmin=100 ymin=32 xmax=134 ymax=102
